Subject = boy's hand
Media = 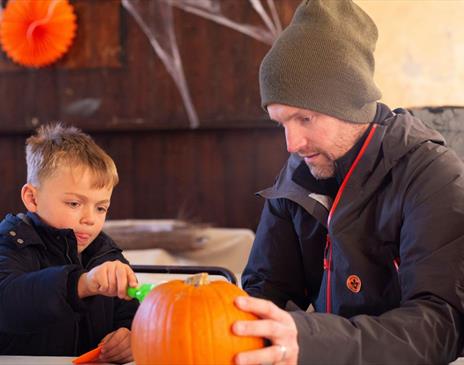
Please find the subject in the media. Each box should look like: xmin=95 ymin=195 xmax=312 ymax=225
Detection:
xmin=99 ymin=327 xmax=133 ymax=364
xmin=78 ymin=260 xmax=138 ymax=299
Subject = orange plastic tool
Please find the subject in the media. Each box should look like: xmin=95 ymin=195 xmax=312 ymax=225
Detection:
xmin=72 ymin=345 xmax=102 ymax=364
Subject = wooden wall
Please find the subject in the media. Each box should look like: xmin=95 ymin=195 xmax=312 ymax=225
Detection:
xmin=0 ymin=0 xmax=299 ymax=229
xmin=0 ymin=128 xmax=287 ymax=229
xmin=1 ymin=1 xmax=460 ymax=229
xmin=0 ymin=0 xmax=299 ymax=131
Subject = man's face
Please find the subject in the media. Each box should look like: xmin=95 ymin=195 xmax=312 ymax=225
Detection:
xmin=268 ymin=104 xmax=369 ymax=179
xmin=28 ymin=165 xmax=113 ymax=253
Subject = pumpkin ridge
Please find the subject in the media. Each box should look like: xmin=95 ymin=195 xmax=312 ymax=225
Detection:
xmin=161 ymin=283 xmax=177 ymax=364
xmin=203 ymin=282 xmax=217 ymax=364
xmin=144 ymin=290 xmax=158 ymax=362
xmin=212 ymin=281 xmax=235 ymax=364
xmin=172 ymin=281 xmax=190 ymax=364
xmin=186 ymin=280 xmax=194 ymax=365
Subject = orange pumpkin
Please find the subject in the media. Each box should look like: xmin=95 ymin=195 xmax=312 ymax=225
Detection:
xmin=131 ymin=273 xmax=264 ymax=365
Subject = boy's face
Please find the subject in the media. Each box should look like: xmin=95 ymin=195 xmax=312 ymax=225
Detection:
xmin=24 ymin=165 xmax=113 ymax=254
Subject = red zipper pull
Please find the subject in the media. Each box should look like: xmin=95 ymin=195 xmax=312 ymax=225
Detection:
xmin=324 ymin=234 xmax=331 ymax=270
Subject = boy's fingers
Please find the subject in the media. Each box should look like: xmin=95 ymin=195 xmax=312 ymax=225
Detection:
xmin=105 ymin=263 xmax=117 ymax=294
xmin=116 ymin=267 xmax=128 ymax=298
xmin=102 ymin=346 xmax=132 ymax=364
xmin=99 ymin=330 xmax=115 ymax=346
xmin=126 ymin=265 xmax=138 ymax=287
xmin=95 ymin=268 xmax=109 ymax=292
xmin=101 ymin=329 xmax=130 ymax=359
xmin=102 ymin=342 xmax=128 ymax=360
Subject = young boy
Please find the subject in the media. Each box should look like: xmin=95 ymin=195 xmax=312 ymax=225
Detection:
xmin=0 ymin=124 xmax=139 ymax=363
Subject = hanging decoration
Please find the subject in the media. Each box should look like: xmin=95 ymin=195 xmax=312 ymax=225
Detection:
xmin=122 ymin=0 xmax=282 ymax=129
xmin=0 ymin=0 xmax=77 ymax=68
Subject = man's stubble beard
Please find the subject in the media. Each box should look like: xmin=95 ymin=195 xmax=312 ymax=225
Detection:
xmin=306 ymin=153 xmax=335 ymax=180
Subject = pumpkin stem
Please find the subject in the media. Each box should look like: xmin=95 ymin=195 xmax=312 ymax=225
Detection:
xmin=185 ymin=272 xmax=209 ymax=287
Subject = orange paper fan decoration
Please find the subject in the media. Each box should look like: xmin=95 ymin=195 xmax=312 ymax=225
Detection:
xmin=0 ymin=0 xmax=77 ymax=68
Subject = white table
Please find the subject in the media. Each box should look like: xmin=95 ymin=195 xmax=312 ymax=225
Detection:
xmin=0 ymin=356 xmax=463 ymax=364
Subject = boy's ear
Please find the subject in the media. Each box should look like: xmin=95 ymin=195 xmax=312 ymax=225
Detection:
xmin=21 ymin=183 xmax=38 ymax=212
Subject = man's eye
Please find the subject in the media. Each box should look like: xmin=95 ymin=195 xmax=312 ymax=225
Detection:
xmin=301 ymin=116 xmax=312 ymax=123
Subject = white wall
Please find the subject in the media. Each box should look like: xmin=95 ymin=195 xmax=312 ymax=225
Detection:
xmin=356 ymin=0 xmax=464 ymax=108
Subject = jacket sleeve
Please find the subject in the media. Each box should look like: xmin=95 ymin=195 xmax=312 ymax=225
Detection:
xmin=0 ymin=246 xmax=83 ymax=333
xmin=242 ymin=198 xmax=325 ymax=310
xmin=291 ymin=297 xmax=463 ymax=365
xmin=291 ymin=147 xmax=464 ymax=364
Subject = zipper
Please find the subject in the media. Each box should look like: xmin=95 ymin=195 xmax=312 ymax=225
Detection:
xmin=324 ymin=234 xmax=333 ymax=312
xmin=64 ymin=237 xmax=73 ymax=264
xmin=323 ymin=124 xmax=378 ymax=313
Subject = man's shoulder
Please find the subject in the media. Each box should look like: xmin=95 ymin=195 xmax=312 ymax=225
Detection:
xmin=384 ymin=109 xmax=446 ymax=146
xmin=379 ymin=110 xmax=452 ymax=170
xmin=258 ymin=155 xmax=307 ymax=198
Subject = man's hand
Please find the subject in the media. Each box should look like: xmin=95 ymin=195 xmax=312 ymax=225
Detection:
xmin=78 ymin=260 xmax=138 ymax=299
xmin=99 ymin=327 xmax=133 ymax=364
xmin=232 ymin=296 xmax=299 ymax=365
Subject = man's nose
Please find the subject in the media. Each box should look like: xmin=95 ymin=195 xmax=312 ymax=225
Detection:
xmin=285 ymin=125 xmax=306 ymax=153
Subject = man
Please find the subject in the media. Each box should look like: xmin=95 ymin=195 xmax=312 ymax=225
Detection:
xmin=233 ymin=1 xmax=464 ymax=364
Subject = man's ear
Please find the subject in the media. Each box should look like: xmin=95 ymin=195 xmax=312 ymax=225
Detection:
xmin=21 ymin=183 xmax=38 ymax=212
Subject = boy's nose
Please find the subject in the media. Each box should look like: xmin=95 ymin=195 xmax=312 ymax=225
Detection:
xmin=80 ymin=208 xmax=96 ymax=225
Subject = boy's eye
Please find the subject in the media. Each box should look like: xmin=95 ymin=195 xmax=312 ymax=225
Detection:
xmin=97 ymin=206 xmax=108 ymax=213
xmin=300 ymin=116 xmax=312 ymax=123
xmin=66 ymin=201 xmax=80 ymax=208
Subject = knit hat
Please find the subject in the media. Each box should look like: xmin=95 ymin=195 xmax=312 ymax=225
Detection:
xmin=259 ymin=0 xmax=381 ymax=123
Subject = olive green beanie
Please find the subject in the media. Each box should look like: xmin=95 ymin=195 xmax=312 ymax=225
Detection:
xmin=259 ymin=0 xmax=382 ymax=123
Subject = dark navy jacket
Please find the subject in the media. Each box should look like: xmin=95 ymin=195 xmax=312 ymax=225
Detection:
xmin=0 ymin=212 xmax=139 ymax=356
xmin=242 ymin=104 xmax=464 ymax=364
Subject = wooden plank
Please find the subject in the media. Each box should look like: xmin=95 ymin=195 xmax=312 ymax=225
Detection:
xmin=0 ymin=134 xmax=28 ymax=215
xmin=63 ymin=0 xmax=122 ymax=69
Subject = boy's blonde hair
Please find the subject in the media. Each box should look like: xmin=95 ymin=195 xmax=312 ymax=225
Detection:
xmin=26 ymin=123 xmax=119 ymax=188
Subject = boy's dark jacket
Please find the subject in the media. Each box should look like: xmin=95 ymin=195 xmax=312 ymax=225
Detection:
xmin=242 ymin=104 xmax=464 ymax=364
xmin=0 ymin=212 xmax=139 ymax=356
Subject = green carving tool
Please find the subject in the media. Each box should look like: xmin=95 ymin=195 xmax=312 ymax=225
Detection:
xmin=127 ymin=283 xmax=156 ymax=302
